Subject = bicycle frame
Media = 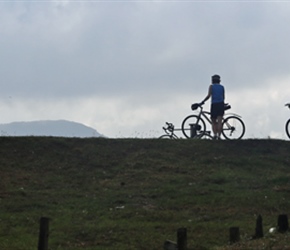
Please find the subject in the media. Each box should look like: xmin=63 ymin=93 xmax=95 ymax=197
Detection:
xmin=194 ymin=105 xmax=242 ymax=126
xmin=192 ymin=106 xmax=211 ymax=128
xmin=164 ymin=128 xmax=179 ymax=139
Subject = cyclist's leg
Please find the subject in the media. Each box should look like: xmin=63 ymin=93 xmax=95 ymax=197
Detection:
xmin=211 ymin=117 xmax=218 ymax=138
xmin=211 ymin=103 xmax=218 ymax=138
xmin=216 ymin=116 xmax=223 ymax=138
xmin=211 ymin=102 xmax=224 ymax=139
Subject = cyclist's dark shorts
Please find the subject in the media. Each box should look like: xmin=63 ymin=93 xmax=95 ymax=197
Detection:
xmin=211 ymin=102 xmax=224 ymax=119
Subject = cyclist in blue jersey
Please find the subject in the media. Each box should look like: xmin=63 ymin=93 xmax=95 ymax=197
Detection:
xmin=201 ymin=74 xmax=225 ymax=140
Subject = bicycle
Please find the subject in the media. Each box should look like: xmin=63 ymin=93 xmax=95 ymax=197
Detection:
xmin=159 ymin=122 xmax=179 ymax=139
xmin=181 ymin=103 xmax=245 ymax=140
xmin=285 ymin=103 xmax=290 ymax=139
xmin=159 ymin=122 xmax=213 ymax=139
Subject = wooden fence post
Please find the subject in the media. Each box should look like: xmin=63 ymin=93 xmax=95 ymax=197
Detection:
xmin=229 ymin=227 xmax=240 ymax=244
xmin=38 ymin=217 xmax=50 ymax=250
xmin=177 ymin=228 xmax=187 ymax=250
xmin=254 ymin=214 xmax=263 ymax=238
xmin=278 ymin=214 xmax=289 ymax=233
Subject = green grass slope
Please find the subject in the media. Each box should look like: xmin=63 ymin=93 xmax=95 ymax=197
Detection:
xmin=1 ymin=137 xmax=290 ymax=249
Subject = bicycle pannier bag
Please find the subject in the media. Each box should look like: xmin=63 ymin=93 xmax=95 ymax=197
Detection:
xmin=191 ymin=103 xmax=199 ymax=110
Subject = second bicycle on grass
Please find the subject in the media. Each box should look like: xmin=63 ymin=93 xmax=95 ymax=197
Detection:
xmin=159 ymin=122 xmax=213 ymax=139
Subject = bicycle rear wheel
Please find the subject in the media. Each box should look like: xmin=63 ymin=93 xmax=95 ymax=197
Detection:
xmin=181 ymin=115 xmax=206 ymax=138
xmin=286 ymin=119 xmax=290 ymax=139
xmin=222 ymin=116 xmax=245 ymax=140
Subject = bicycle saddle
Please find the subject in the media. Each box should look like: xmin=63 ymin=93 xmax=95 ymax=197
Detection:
xmin=224 ymin=103 xmax=231 ymax=110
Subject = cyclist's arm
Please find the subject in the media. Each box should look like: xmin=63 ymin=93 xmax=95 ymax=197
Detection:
xmin=201 ymin=85 xmax=212 ymax=104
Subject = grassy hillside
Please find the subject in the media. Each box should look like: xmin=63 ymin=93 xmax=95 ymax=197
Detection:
xmin=1 ymin=137 xmax=290 ymax=249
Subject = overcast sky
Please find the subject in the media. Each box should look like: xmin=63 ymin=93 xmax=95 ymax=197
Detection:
xmin=1 ymin=0 xmax=290 ymax=139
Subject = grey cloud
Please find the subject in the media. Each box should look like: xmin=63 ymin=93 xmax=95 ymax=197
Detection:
xmin=0 ymin=2 xmax=290 ymax=100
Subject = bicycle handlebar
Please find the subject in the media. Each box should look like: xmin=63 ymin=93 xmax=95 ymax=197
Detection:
xmin=162 ymin=122 xmax=175 ymax=132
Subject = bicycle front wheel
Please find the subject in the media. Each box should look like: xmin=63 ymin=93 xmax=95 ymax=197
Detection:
xmin=159 ymin=134 xmax=173 ymax=139
xmin=286 ymin=119 xmax=290 ymax=139
xmin=181 ymin=115 xmax=206 ymax=138
xmin=222 ymin=116 xmax=245 ymax=140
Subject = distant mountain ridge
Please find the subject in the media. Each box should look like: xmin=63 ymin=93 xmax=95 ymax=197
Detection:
xmin=0 ymin=120 xmax=104 ymax=138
